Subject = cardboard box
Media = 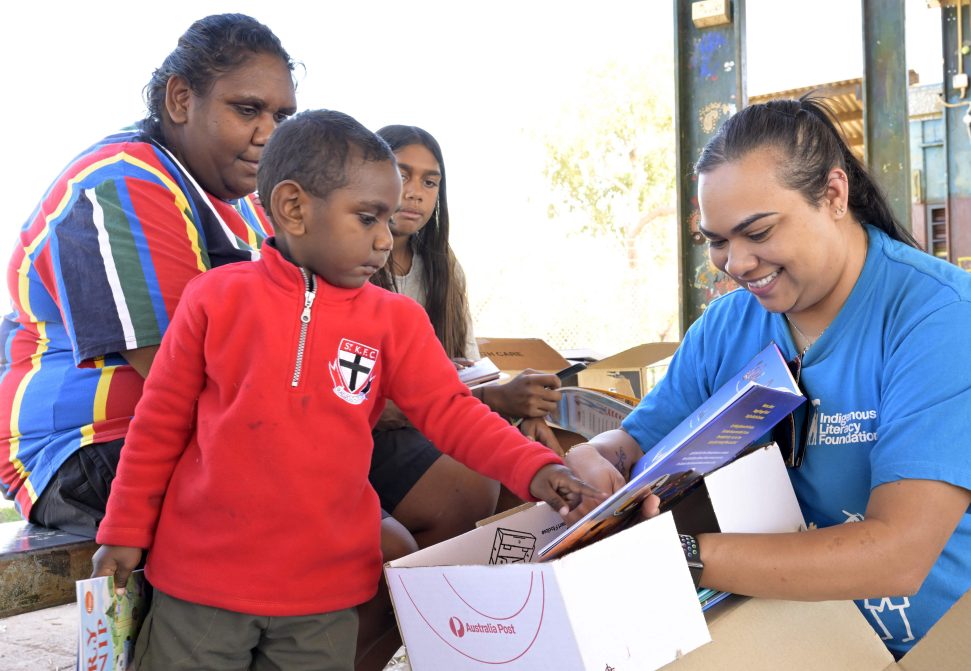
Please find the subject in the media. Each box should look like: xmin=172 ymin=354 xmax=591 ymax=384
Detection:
xmin=388 ymin=510 xmax=707 ymax=670
xmin=475 ymin=337 xmax=570 ymax=376
xmin=578 ymin=342 xmax=679 ymax=399
xmin=669 ymin=443 xmax=807 ymax=538
xmin=660 ymin=588 xmax=971 ymax=671
xmin=386 ymin=444 xmax=805 ymax=671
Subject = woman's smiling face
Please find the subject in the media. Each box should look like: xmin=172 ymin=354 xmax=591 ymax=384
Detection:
xmin=698 ymin=147 xmax=854 ymax=320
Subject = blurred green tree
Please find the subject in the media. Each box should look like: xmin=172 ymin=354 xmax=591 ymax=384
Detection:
xmin=542 ymin=58 xmax=679 ymax=342
xmin=544 ymin=59 xmax=676 ymax=272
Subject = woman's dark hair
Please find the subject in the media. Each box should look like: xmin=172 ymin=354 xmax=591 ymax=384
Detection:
xmin=694 ymin=95 xmax=918 ymax=247
xmin=257 ymin=109 xmax=394 ymax=210
xmin=143 ymin=14 xmax=295 ymax=133
xmin=371 ymin=125 xmax=470 ymax=359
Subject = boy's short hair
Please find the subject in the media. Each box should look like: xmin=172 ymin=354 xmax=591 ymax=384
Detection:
xmin=257 ymin=109 xmax=395 ymax=212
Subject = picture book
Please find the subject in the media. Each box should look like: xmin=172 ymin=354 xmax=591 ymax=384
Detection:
xmin=538 ymin=342 xmax=804 ymax=561
xmin=77 ymin=570 xmax=150 ymax=671
xmin=547 ymin=386 xmax=637 ymax=440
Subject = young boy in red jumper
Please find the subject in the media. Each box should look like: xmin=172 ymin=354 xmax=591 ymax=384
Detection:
xmin=91 ymin=109 xmax=600 ymax=670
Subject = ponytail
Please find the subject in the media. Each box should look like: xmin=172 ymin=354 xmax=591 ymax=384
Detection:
xmin=799 ymin=98 xmax=918 ymax=247
xmin=695 ymin=95 xmax=918 ymax=248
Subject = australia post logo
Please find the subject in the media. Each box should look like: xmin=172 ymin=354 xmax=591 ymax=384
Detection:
xmin=448 ymin=616 xmax=517 ymax=637
xmin=395 ymin=569 xmax=545 ymax=664
xmin=329 ymin=338 xmax=378 ymax=405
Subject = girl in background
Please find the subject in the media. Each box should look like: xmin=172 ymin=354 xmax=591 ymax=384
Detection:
xmin=356 ymin=125 xmax=565 ymax=668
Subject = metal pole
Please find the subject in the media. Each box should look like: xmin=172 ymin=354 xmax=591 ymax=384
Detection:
xmin=674 ymin=0 xmax=746 ymax=333
xmin=861 ymin=0 xmax=913 ymax=231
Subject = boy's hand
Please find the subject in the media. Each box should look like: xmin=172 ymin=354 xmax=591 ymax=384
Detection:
xmin=529 ymin=464 xmax=605 ymax=517
xmin=91 ymin=545 xmax=143 ymax=596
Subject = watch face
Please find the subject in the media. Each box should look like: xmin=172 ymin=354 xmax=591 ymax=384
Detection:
xmin=680 ymin=534 xmax=701 ymax=564
xmin=679 ymin=534 xmax=704 ymax=588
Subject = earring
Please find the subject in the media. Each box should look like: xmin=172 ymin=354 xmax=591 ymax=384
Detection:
xmin=434 ymin=199 xmax=441 ymax=228
xmin=835 ymin=205 xmax=846 ymax=216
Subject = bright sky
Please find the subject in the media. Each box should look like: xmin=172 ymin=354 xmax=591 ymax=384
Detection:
xmin=0 ymin=0 xmax=943 ymax=353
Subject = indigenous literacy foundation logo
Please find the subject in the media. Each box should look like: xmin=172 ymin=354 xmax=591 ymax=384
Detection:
xmin=329 ymin=338 xmax=378 ymax=405
xmin=806 ymin=403 xmax=878 ymax=446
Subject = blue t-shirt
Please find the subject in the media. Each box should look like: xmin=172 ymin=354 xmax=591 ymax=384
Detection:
xmin=622 ymin=225 xmax=971 ymax=656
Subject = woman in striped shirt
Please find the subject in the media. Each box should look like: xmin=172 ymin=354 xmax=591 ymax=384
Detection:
xmin=0 ymin=13 xmax=297 ymax=536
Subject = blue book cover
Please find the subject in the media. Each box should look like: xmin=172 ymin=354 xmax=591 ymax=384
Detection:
xmin=538 ymin=342 xmax=804 ymax=561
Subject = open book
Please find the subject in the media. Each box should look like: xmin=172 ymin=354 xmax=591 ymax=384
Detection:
xmin=548 ymin=386 xmax=637 ymax=440
xmin=538 ymin=342 xmax=804 ymax=561
xmin=457 ymin=356 xmax=502 ymax=387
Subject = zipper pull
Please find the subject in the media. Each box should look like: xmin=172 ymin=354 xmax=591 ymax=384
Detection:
xmin=301 ymin=290 xmax=316 ymax=323
xmin=299 ymin=269 xmax=317 ymax=323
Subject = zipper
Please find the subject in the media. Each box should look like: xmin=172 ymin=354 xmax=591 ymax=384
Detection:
xmin=291 ymin=269 xmax=317 ymax=387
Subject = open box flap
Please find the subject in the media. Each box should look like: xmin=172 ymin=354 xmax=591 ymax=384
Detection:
xmin=895 ymin=587 xmax=971 ymax=671
xmin=551 ymin=513 xmax=710 ymax=670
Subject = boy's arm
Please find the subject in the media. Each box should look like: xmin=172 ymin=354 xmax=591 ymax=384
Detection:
xmin=96 ymin=282 xmax=209 ymax=549
xmin=385 ymin=303 xmax=564 ymax=501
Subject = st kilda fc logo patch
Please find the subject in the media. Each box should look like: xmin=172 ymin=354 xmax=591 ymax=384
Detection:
xmin=329 ymin=338 xmax=378 ymax=405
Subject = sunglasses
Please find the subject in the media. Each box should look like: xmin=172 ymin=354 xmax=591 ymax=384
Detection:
xmin=772 ymin=353 xmax=817 ymax=469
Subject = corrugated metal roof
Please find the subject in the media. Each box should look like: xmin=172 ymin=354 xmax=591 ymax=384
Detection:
xmin=748 ymin=72 xmax=938 ymax=163
xmin=749 ymin=78 xmax=866 ymax=160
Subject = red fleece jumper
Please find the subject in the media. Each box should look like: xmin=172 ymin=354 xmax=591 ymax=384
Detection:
xmin=97 ymin=241 xmax=562 ymax=616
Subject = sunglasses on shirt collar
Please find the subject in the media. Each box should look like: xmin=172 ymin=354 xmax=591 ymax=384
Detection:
xmin=771 ymin=352 xmax=817 ymax=469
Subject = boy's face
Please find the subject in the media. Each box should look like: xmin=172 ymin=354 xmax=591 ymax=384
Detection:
xmin=296 ymin=158 xmax=401 ymax=288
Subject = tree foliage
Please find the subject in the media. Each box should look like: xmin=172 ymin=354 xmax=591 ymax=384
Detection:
xmin=543 ymin=59 xmax=676 ymax=270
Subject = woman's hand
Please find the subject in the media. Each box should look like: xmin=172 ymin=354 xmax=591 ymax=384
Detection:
xmin=484 ymin=369 xmax=561 ymax=418
xmin=561 ymin=431 xmax=658 ymax=523
xmin=562 ymin=443 xmax=627 ymax=519
xmin=519 ymin=417 xmax=564 ymax=456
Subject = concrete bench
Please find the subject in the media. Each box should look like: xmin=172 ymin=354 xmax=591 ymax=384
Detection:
xmin=0 ymin=521 xmax=96 ymax=617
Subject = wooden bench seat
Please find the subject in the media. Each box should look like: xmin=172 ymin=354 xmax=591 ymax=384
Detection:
xmin=0 ymin=521 xmax=96 ymax=617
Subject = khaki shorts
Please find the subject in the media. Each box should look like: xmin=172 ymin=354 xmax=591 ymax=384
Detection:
xmin=133 ymin=589 xmax=358 ymax=671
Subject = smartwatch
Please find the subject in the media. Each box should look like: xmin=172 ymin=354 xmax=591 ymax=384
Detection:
xmin=680 ymin=534 xmax=704 ymax=589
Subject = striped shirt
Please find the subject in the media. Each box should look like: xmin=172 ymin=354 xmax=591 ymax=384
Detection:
xmin=0 ymin=125 xmax=271 ymax=517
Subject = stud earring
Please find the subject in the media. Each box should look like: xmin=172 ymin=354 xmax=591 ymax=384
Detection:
xmin=835 ymin=205 xmax=846 ymax=216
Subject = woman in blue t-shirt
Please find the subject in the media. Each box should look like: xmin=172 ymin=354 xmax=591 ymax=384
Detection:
xmin=565 ymin=96 xmax=971 ymax=657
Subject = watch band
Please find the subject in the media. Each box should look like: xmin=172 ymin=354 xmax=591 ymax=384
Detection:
xmin=680 ymin=534 xmax=704 ymax=589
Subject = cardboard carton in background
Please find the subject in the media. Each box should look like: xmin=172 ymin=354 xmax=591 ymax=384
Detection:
xmin=578 ymin=342 xmax=679 ymax=399
xmin=475 ymin=337 xmax=570 ymax=377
